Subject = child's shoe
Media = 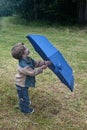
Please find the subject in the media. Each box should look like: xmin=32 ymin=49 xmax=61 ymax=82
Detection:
xmin=21 ymin=108 xmax=34 ymax=114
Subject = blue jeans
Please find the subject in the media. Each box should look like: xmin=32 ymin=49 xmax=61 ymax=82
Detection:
xmin=16 ymin=85 xmax=30 ymax=113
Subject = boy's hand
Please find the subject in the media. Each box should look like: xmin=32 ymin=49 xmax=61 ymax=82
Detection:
xmin=37 ymin=65 xmax=48 ymax=75
xmin=44 ymin=61 xmax=51 ymax=66
xmin=41 ymin=64 xmax=48 ymax=69
xmin=36 ymin=68 xmax=43 ymax=74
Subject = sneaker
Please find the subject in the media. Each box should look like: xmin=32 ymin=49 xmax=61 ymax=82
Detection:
xmin=21 ymin=108 xmax=34 ymax=114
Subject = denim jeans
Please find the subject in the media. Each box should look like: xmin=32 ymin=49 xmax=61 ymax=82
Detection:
xmin=16 ymin=85 xmax=30 ymax=113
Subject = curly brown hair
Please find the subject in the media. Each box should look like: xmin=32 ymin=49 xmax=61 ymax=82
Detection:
xmin=11 ymin=43 xmax=25 ymax=59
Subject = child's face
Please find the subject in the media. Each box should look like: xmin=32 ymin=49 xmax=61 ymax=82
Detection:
xmin=23 ymin=45 xmax=30 ymax=57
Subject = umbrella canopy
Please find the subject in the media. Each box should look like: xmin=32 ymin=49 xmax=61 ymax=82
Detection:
xmin=27 ymin=34 xmax=74 ymax=91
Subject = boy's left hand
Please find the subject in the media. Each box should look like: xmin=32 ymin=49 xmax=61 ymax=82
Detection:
xmin=44 ymin=61 xmax=51 ymax=66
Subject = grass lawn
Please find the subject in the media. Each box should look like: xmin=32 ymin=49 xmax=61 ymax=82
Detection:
xmin=0 ymin=16 xmax=87 ymax=130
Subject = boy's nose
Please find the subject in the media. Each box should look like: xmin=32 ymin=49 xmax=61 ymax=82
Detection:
xmin=27 ymin=48 xmax=30 ymax=54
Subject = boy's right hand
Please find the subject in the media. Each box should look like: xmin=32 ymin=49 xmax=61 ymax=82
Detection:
xmin=36 ymin=65 xmax=48 ymax=75
xmin=41 ymin=64 xmax=48 ymax=69
xmin=37 ymin=68 xmax=43 ymax=74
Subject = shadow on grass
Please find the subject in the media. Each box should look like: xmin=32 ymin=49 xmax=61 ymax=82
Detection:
xmin=31 ymin=89 xmax=62 ymax=118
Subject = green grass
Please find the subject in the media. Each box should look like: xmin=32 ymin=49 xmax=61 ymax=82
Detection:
xmin=0 ymin=16 xmax=87 ymax=130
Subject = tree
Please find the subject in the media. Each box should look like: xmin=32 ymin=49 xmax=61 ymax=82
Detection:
xmin=14 ymin=0 xmax=35 ymax=20
xmin=0 ymin=0 xmax=87 ymax=24
xmin=77 ymin=0 xmax=87 ymax=23
xmin=84 ymin=0 xmax=87 ymax=22
xmin=0 ymin=0 xmax=14 ymax=16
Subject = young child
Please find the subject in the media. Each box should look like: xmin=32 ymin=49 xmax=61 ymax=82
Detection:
xmin=11 ymin=43 xmax=51 ymax=114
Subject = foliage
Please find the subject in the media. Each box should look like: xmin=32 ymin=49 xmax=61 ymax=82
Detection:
xmin=0 ymin=0 xmax=13 ymax=16
xmin=20 ymin=0 xmax=35 ymax=20
xmin=0 ymin=0 xmax=87 ymax=23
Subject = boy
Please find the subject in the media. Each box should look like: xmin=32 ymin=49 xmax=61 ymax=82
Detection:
xmin=11 ymin=43 xmax=51 ymax=114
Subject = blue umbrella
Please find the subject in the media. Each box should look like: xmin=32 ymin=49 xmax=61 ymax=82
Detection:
xmin=27 ymin=34 xmax=74 ymax=92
